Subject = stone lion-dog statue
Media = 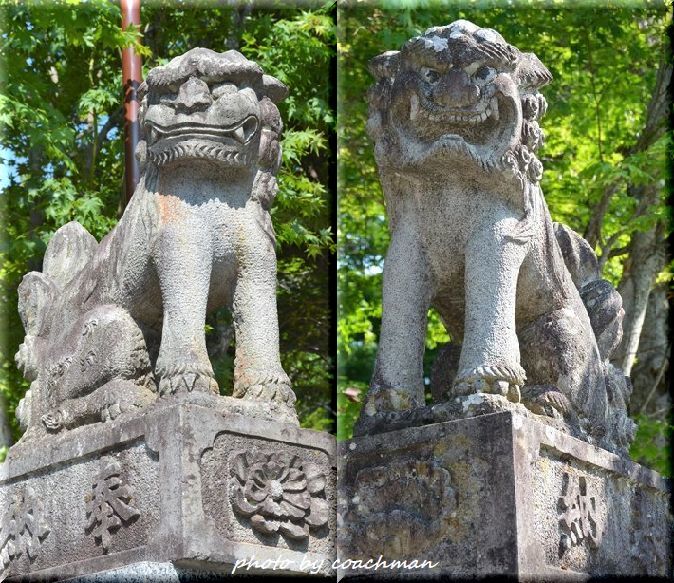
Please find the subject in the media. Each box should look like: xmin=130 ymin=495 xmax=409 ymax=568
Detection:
xmin=15 ymin=48 xmax=298 ymax=438
xmin=356 ymin=21 xmax=634 ymax=453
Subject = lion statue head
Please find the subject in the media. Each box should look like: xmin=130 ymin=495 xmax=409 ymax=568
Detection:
xmin=137 ymin=47 xmax=288 ymax=207
xmin=367 ymin=20 xmax=551 ymax=188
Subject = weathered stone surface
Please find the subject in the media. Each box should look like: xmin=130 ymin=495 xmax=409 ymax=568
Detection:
xmin=14 ymin=47 xmax=297 ymax=443
xmin=339 ymin=412 xmax=671 ymax=578
xmin=356 ymin=19 xmax=634 ymax=456
xmin=0 ymin=397 xmax=336 ymax=580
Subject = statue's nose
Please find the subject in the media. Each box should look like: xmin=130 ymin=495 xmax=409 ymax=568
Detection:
xmin=175 ymin=77 xmax=213 ymax=113
xmin=433 ymin=69 xmax=480 ymax=108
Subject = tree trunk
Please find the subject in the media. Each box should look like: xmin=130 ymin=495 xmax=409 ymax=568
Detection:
xmin=609 ymin=59 xmax=670 ymax=392
xmin=628 ymin=281 xmax=669 ymax=415
xmin=614 ymin=218 xmax=667 ymax=378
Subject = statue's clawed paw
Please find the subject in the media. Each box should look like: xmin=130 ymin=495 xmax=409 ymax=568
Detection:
xmin=521 ymin=386 xmax=572 ymax=419
xmin=362 ymin=386 xmax=421 ymax=416
xmin=242 ymin=382 xmax=296 ymax=406
xmin=451 ymin=364 xmax=526 ymax=403
xmin=41 ymin=410 xmax=66 ymax=432
xmin=234 ymin=371 xmax=296 ymax=406
xmin=156 ymin=363 xmax=219 ymax=396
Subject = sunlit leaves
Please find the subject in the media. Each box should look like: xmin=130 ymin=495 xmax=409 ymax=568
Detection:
xmin=77 ymin=88 xmax=118 ymax=118
xmin=630 ymin=413 xmax=672 ymax=477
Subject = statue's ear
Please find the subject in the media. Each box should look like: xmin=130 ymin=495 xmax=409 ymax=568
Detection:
xmin=368 ymin=50 xmax=400 ymax=82
xmin=262 ymin=74 xmax=289 ymax=103
xmin=137 ymin=80 xmax=148 ymax=100
xmin=516 ymin=52 xmax=552 ymax=90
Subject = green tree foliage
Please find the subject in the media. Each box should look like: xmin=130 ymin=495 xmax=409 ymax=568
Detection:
xmin=337 ymin=1 xmax=670 ymax=476
xmin=0 ymin=0 xmax=335 ymax=451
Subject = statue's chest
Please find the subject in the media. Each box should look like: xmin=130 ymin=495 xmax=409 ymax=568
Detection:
xmin=412 ymin=185 xmax=487 ymax=253
xmin=406 ymin=184 xmax=515 ymax=283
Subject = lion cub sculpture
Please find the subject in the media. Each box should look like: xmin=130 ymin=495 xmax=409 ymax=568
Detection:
xmin=15 ymin=48 xmax=298 ymax=439
xmin=356 ymin=21 xmax=634 ymax=454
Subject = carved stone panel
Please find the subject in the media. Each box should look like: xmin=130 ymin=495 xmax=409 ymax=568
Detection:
xmin=199 ymin=427 xmax=335 ymax=561
xmin=0 ymin=486 xmax=51 ymax=577
xmin=558 ymin=472 xmax=601 ymax=553
xmin=340 ymin=412 xmax=521 ymax=576
xmin=343 ymin=459 xmax=456 ymax=559
xmin=229 ymin=450 xmax=329 ymax=541
xmin=84 ymin=458 xmax=140 ymax=552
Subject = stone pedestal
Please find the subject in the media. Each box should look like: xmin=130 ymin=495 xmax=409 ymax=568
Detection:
xmin=339 ymin=411 xmax=671 ymax=579
xmin=0 ymin=396 xmax=336 ymax=580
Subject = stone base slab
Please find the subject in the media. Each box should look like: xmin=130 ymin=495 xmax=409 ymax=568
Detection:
xmin=338 ymin=411 xmax=671 ymax=578
xmin=0 ymin=395 xmax=336 ymax=580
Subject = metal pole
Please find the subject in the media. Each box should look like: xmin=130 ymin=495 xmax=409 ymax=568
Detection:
xmin=121 ymin=0 xmax=142 ymax=205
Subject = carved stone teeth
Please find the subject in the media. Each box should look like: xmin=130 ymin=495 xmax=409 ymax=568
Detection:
xmin=410 ymin=93 xmax=419 ymax=121
xmin=233 ymin=126 xmax=246 ymax=143
xmin=491 ymin=98 xmax=499 ymax=121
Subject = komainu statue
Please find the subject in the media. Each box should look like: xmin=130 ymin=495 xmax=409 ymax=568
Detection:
xmin=14 ymin=48 xmax=297 ymax=440
xmin=356 ymin=21 xmax=634 ymax=454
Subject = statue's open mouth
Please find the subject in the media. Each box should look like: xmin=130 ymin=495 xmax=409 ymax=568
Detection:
xmin=402 ymin=93 xmax=517 ymax=157
xmin=413 ymin=93 xmax=505 ymax=147
xmin=147 ymin=115 xmax=259 ymax=146
xmin=146 ymin=114 xmax=260 ymax=167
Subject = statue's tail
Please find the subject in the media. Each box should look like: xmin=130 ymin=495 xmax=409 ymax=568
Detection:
xmin=553 ymin=222 xmax=624 ymax=362
xmin=42 ymin=221 xmax=98 ymax=291
xmin=15 ymin=222 xmax=98 ymax=432
xmin=553 ymin=222 xmax=635 ymax=452
xmin=18 ymin=222 xmax=97 ymax=338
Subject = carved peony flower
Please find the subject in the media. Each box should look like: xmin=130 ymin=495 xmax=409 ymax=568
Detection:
xmin=230 ymin=451 xmax=328 ymax=540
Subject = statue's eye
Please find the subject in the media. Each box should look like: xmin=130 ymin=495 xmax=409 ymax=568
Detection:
xmin=212 ymin=82 xmax=238 ymax=99
xmin=422 ymin=68 xmax=440 ymax=84
xmin=475 ymin=66 xmax=494 ymax=81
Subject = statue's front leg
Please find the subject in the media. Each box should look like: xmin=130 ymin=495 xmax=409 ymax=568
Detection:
xmin=453 ymin=221 xmax=528 ymax=402
xmin=361 ymin=226 xmax=431 ymax=417
xmin=231 ymin=216 xmax=295 ymax=408
xmin=154 ymin=223 xmax=218 ymax=395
